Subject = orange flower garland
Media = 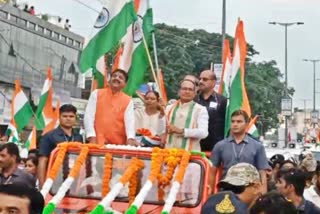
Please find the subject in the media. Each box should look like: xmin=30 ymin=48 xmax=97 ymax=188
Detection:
xmin=119 ymin=158 xmax=144 ymax=184
xmin=102 ymin=153 xmax=113 ymax=197
xmin=48 ymin=145 xmax=67 ymax=179
xmin=128 ymin=170 xmax=139 ymax=205
xmin=148 ymin=147 xmax=164 ymax=182
xmin=174 ymin=151 xmax=190 ymax=183
xmin=157 ymin=149 xmax=182 ymax=200
xmin=48 ymin=142 xmax=102 ymax=180
xmin=69 ymin=146 xmax=89 ymax=178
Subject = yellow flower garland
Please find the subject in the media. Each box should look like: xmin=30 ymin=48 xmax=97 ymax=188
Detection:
xmin=102 ymin=153 xmax=113 ymax=197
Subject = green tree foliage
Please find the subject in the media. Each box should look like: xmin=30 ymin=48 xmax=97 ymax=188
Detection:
xmin=145 ymin=23 xmax=292 ymax=131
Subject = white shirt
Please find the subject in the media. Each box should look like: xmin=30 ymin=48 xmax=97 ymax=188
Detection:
xmin=84 ymin=90 xmax=135 ymax=140
xmin=134 ymin=109 xmax=166 ymax=136
xmin=304 ymin=185 xmax=320 ymax=208
xmin=165 ymin=102 xmax=209 ymax=139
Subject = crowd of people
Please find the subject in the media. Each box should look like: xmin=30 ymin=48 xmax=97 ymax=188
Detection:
xmin=0 ymin=68 xmax=320 ymax=213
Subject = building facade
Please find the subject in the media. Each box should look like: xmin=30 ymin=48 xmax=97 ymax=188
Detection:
xmin=0 ymin=4 xmax=84 ymax=127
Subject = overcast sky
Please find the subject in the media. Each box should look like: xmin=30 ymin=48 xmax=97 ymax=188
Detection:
xmin=31 ymin=0 xmax=320 ymax=109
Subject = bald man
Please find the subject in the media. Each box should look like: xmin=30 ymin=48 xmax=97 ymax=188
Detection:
xmin=183 ymin=74 xmax=200 ymax=93
xmin=195 ymin=70 xmax=227 ymax=151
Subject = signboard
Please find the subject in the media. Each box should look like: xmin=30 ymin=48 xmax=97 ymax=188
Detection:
xmin=281 ymin=98 xmax=292 ymax=116
xmin=311 ymin=110 xmax=319 ymax=124
xmin=213 ymin=63 xmax=223 ymax=92
xmin=0 ymin=85 xmax=14 ymax=125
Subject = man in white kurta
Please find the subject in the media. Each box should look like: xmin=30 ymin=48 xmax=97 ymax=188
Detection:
xmin=165 ymin=79 xmax=209 ymax=151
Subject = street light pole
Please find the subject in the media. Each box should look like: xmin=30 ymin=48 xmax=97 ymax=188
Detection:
xmin=303 ymin=59 xmax=320 ymax=127
xmin=269 ymin=21 xmax=304 ymax=147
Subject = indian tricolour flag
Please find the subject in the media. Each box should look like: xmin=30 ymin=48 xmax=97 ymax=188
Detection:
xmin=114 ymin=0 xmax=154 ymax=96
xmin=79 ymin=0 xmax=137 ymax=74
xmin=91 ymin=54 xmax=108 ymax=90
xmin=35 ymin=68 xmax=55 ymax=130
xmin=224 ymin=20 xmax=252 ymax=136
xmin=247 ymin=115 xmax=259 ymax=138
xmin=6 ymin=120 xmax=20 ymax=143
xmin=218 ymin=39 xmax=232 ymax=96
xmin=25 ymin=126 xmax=36 ymax=150
xmin=12 ymin=80 xmax=33 ymax=132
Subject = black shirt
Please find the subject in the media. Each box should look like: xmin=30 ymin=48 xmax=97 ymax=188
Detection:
xmin=39 ymin=126 xmax=83 ymax=157
xmin=195 ymin=92 xmax=227 ymax=151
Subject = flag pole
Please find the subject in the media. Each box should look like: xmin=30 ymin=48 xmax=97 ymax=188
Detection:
xmin=151 ymin=32 xmax=162 ymax=97
xmin=141 ymin=32 xmax=160 ymax=91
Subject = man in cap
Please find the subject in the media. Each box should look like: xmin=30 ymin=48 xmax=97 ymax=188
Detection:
xmin=201 ymin=163 xmax=263 ymax=214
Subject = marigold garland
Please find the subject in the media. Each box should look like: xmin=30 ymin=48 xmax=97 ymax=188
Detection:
xmin=102 ymin=153 xmax=113 ymax=197
xmin=48 ymin=146 xmax=67 ymax=179
xmin=148 ymin=147 xmax=164 ymax=182
xmin=69 ymin=146 xmax=89 ymax=178
xmin=157 ymin=149 xmax=182 ymax=200
xmin=45 ymin=142 xmax=102 ymax=188
xmin=119 ymin=158 xmax=144 ymax=185
xmin=174 ymin=150 xmax=190 ymax=183
xmin=129 ymin=170 xmax=139 ymax=205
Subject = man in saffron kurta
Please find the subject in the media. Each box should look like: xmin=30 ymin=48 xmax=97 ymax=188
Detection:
xmin=84 ymin=69 xmax=137 ymax=146
xmin=166 ymin=79 xmax=209 ymax=151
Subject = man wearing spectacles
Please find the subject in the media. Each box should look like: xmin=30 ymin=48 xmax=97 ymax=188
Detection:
xmin=195 ymin=69 xmax=227 ymax=152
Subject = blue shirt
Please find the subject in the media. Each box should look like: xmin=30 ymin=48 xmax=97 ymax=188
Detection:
xmin=201 ymin=191 xmax=248 ymax=214
xmin=210 ymin=134 xmax=270 ymax=177
xmin=39 ymin=126 xmax=83 ymax=157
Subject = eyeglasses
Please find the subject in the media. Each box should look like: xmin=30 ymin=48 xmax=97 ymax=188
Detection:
xmin=199 ymin=77 xmax=214 ymax=82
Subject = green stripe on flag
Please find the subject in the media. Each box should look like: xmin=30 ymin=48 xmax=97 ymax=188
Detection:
xmin=79 ymin=2 xmax=137 ymax=73
xmin=35 ymin=92 xmax=49 ymax=129
xmin=224 ymin=69 xmax=243 ymax=136
xmin=14 ymin=102 xmax=33 ymax=132
xmin=92 ymin=67 xmax=105 ymax=89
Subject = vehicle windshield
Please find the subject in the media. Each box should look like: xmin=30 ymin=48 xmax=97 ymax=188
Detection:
xmin=50 ymin=152 xmax=204 ymax=207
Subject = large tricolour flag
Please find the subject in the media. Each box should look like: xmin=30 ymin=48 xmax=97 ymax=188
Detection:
xmin=35 ymin=68 xmax=54 ymax=130
xmin=114 ymin=0 xmax=154 ymax=96
xmin=224 ymin=20 xmax=252 ymax=136
xmin=79 ymin=0 xmax=137 ymax=74
xmin=12 ymin=80 xmax=33 ymax=132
